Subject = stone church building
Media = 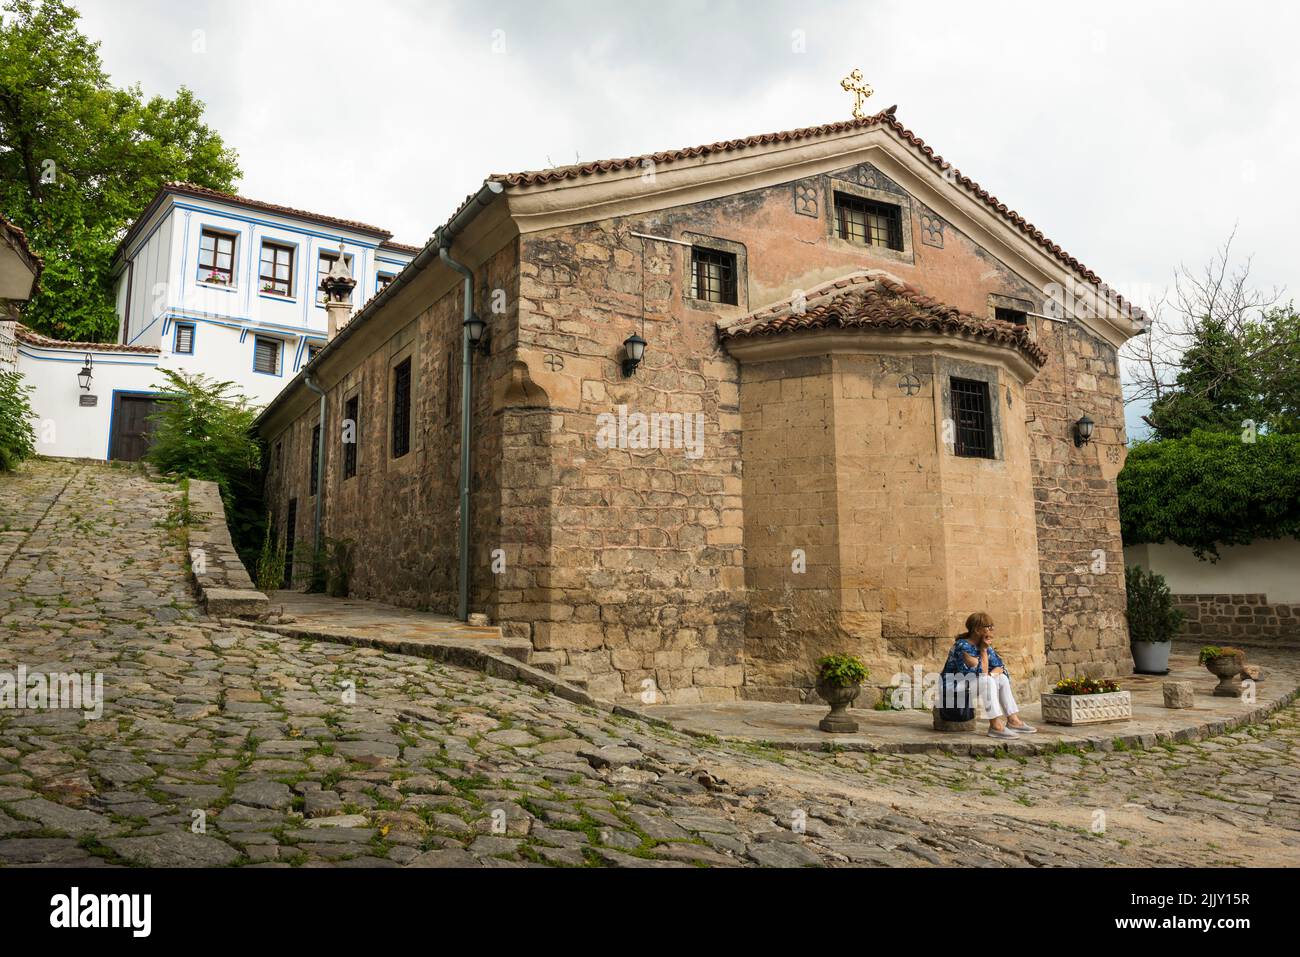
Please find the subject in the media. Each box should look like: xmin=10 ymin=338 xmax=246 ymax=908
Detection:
xmin=256 ymin=107 xmax=1143 ymax=704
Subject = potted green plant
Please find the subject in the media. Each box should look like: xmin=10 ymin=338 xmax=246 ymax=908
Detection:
xmin=1040 ymin=675 xmax=1131 ymax=726
xmin=1199 ymin=646 xmax=1246 ymax=697
xmin=814 ymin=653 xmax=869 ymax=733
xmin=1125 ymin=565 xmax=1184 ymax=674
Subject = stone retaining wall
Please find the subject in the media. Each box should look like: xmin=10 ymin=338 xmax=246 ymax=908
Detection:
xmin=1175 ymin=593 xmax=1300 ymax=645
xmin=187 ymin=479 xmax=268 ymax=617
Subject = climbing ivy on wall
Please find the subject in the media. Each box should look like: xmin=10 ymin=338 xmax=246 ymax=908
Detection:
xmin=1118 ymin=430 xmax=1300 ymax=559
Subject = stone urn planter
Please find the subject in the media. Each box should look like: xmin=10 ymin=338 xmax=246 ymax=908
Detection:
xmin=814 ymin=653 xmax=869 ymax=734
xmin=1040 ymin=677 xmax=1131 ymax=726
xmin=816 ymin=680 xmax=860 ymax=733
xmin=1131 ymin=639 xmax=1172 ymax=675
xmin=1201 ymin=648 xmax=1246 ymax=697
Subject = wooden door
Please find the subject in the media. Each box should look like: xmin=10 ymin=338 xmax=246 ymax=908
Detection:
xmin=109 ymin=394 xmax=164 ymax=462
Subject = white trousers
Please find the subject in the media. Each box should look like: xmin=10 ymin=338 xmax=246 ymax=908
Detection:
xmin=977 ymin=673 xmax=1020 ymax=720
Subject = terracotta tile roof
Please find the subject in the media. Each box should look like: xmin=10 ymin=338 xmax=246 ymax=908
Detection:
xmin=491 ymin=107 xmax=1137 ymax=318
xmin=378 ymin=239 xmax=421 ymax=255
xmin=1 ymin=213 xmax=43 ymax=281
xmin=720 ymin=271 xmax=1049 ymax=368
xmin=114 ymin=182 xmax=414 ymax=263
xmin=14 ymin=324 xmax=160 ymax=355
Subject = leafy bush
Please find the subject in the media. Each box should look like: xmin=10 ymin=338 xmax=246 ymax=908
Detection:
xmin=145 ymin=369 xmax=265 ymax=568
xmin=1125 ymin=565 xmax=1184 ymax=643
xmin=253 ymin=514 xmax=285 ymax=594
xmin=0 ymin=369 xmax=37 ymax=471
xmin=1118 ymin=430 xmax=1300 ymax=559
xmin=1198 ymin=646 xmax=1245 ymax=665
xmin=815 ymin=654 xmax=869 ymax=687
xmin=1051 ymin=676 xmax=1121 ymax=695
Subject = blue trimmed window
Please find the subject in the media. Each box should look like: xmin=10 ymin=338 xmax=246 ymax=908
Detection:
xmin=253 ymin=336 xmax=281 ymax=375
xmin=173 ymin=322 xmax=196 ymax=355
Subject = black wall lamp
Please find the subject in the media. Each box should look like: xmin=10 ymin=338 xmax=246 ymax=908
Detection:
xmin=1073 ymin=414 xmax=1095 ymax=447
xmin=622 ymin=332 xmax=646 ymax=377
xmin=464 ymin=313 xmax=488 ymax=354
xmin=77 ymin=354 xmax=93 ymax=391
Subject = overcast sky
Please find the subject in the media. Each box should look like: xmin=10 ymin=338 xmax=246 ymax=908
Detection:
xmin=74 ymin=0 xmax=1299 ymax=433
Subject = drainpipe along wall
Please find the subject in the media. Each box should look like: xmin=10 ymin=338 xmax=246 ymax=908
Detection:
xmin=439 ymin=241 xmax=474 ymax=622
xmin=302 ymin=374 xmax=327 ymax=567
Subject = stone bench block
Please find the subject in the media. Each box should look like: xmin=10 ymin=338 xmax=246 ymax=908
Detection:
xmin=1163 ymin=681 xmax=1195 ymax=709
xmin=932 ymin=708 xmax=975 ymax=732
xmin=205 ymin=588 xmax=269 ymax=618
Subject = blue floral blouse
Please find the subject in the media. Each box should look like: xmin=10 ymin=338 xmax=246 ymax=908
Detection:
xmin=942 ymin=638 xmax=1010 ymax=679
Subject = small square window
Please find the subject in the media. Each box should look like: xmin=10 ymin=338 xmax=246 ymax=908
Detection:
xmin=834 ymin=193 xmax=904 ymax=251
xmin=377 ymin=272 xmax=396 ymax=292
xmin=197 ymin=229 xmax=237 ymax=285
xmin=689 ymin=247 xmax=738 ymax=305
xmin=391 ymin=357 xmax=412 ymax=459
xmin=995 ymin=307 xmax=1027 ymax=325
xmin=306 ymin=344 xmax=322 ymax=363
xmin=173 ymin=323 xmax=195 ymax=354
xmin=260 ymin=241 xmax=295 ymax=296
xmin=950 ymin=377 xmax=995 ymax=459
xmin=253 ymin=336 xmax=280 ymax=375
xmin=317 ymin=250 xmax=354 ymax=304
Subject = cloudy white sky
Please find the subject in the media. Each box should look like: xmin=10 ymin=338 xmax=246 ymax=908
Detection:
xmin=74 ymin=0 xmax=1299 ymax=433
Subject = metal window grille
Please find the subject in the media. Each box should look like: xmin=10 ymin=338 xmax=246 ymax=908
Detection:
xmin=283 ymin=499 xmax=297 ymax=589
xmin=197 ymin=230 xmax=236 ymax=283
xmin=174 ymin=323 xmax=195 ymax=354
xmin=391 ymin=357 xmax=412 ymax=458
xmin=260 ymin=242 xmax=294 ymax=296
xmin=310 ymin=424 xmax=320 ymax=495
xmin=343 ymin=396 xmax=359 ymax=479
xmin=951 ymin=377 xmax=994 ymax=458
xmin=690 ymin=247 xmax=738 ymax=304
xmin=254 ymin=337 xmax=279 ymax=374
xmin=834 ymin=193 xmax=904 ymax=250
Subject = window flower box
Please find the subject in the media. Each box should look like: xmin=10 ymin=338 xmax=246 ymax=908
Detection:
xmin=1040 ymin=676 xmax=1131 ymax=726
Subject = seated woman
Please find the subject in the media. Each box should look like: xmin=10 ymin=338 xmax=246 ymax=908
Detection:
xmin=941 ymin=612 xmax=1036 ymax=739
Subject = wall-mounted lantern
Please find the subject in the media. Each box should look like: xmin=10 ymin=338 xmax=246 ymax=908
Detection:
xmin=1073 ymin=414 xmax=1095 ymax=447
xmin=622 ymin=332 xmax=647 ymax=377
xmin=464 ymin=313 xmax=488 ymax=354
xmin=77 ymin=354 xmax=93 ymax=391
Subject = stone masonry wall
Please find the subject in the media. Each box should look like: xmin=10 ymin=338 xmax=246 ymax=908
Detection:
xmin=1175 ymin=593 xmax=1300 ymax=645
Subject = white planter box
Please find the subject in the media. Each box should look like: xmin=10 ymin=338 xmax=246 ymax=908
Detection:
xmin=1040 ymin=690 xmax=1132 ymax=726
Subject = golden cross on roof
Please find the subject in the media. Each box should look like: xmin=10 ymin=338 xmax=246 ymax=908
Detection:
xmin=840 ymin=68 xmax=874 ymax=120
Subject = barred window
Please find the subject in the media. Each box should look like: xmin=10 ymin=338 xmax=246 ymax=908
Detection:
xmin=834 ymin=193 xmax=904 ymax=251
xmin=951 ymin=377 xmax=994 ymax=458
xmin=343 ymin=395 xmax=359 ymax=479
xmin=309 ymin=424 xmax=321 ymax=495
xmin=260 ymin=241 xmax=294 ymax=296
xmin=173 ymin=323 xmax=195 ymax=354
xmin=283 ymin=499 xmax=297 ymax=589
xmin=391 ymin=357 xmax=412 ymax=459
xmin=689 ymin=247 xmax=738 ymax=304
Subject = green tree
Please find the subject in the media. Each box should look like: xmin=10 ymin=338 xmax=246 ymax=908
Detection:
xmin=1145 ymin=316 xmax=1266 ymax=439
xmin=0 ymin=0 xmax=240 ymax=341
xmin=0 ymin=368 xmax=36 ymax=470
xmin=145 ymin=369 xmax=265 ymax=569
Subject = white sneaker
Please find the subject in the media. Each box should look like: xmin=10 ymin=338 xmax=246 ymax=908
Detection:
xmin=1008 ymin=723 xmax=1037 ymax=734
xmin=988 ymin=728 xmax=1018 ymax=739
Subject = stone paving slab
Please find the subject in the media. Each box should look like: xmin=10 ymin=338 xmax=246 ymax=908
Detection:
xmin=648 ymin=652 xmax=1300 ymax=755
xmin=2 ymin=459 xmax=1299 ymax=868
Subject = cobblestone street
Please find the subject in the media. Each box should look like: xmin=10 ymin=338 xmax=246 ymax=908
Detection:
xmin=0 ymin=459 xmax=1297 ymax=868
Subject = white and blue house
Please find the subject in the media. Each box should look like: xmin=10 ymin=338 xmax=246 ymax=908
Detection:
xmin=16 ymin=182 xmax=416 ymax=460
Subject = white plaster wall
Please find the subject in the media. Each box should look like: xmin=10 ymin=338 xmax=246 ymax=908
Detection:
xmin=1125 ymin=539 xmax=1300 ymax=603
xmin=19 ymin=347 xmax=162 ymax=460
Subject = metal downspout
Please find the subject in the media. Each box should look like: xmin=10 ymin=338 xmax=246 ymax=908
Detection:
xmin=303 ymin=374 xmax=327 ymax=565
xmin=440 ymin=243 xmax=474 ymax=622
